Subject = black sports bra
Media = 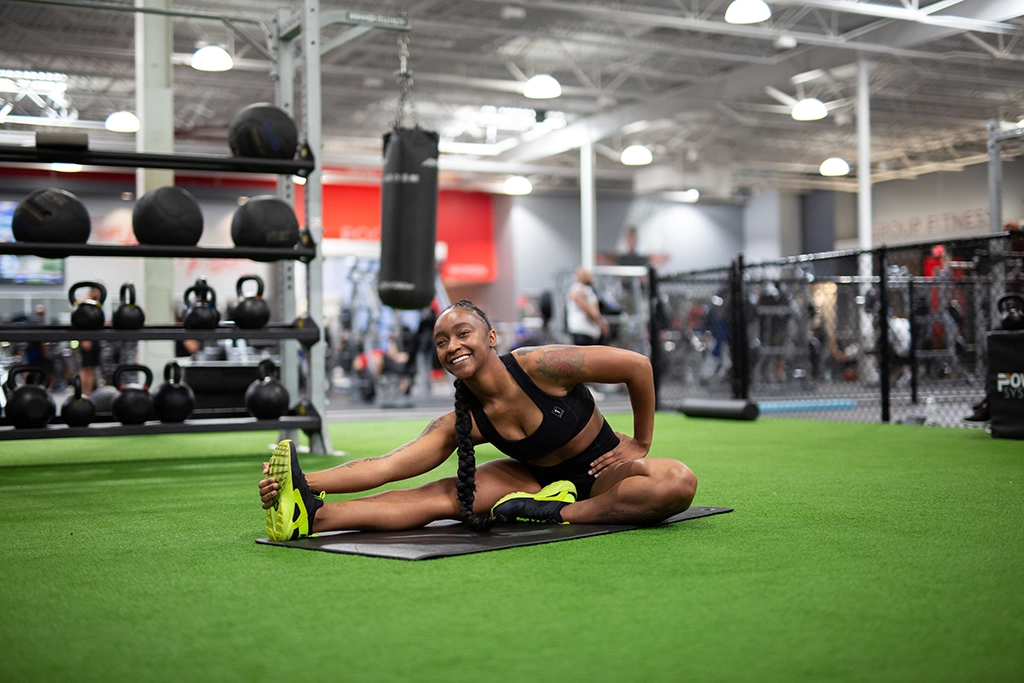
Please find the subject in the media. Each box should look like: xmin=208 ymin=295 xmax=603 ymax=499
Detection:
xmin=469 ymin=353 xmax=595 ymax=462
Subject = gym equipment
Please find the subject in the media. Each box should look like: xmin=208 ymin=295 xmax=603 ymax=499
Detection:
xmin=378 ymin=127 xmax=439 ymax=310
xmin=3 ymin=365 xmax=56 ymax=429
xmin=230 ymin=195 xmax=299 ymax=250
xmin=89 ymin=385 xmax=119 ymax=413
xmin=182 ymin=278 xmax=220 ymax=330
xmin=11 ymin=188 xmax=91 ymax=243
xmin=257 ymin=506 xmax=733 ymax=560
xmin=153 ymin=361 xmax=195 ymax=423
xmin=61 ymin=375 xmax=96 ymax=427
xmin=679 ymin=399 xmax=759 ymax=421
xmin=232 ymin=275 xmax=270 ymax=329
xmin=244 ymin=359 xmax=290 ymax=420
xmin=112 ymin=282 xmax=145 ymax=330
xmin=111 ymin=364 xmax=155 ymax=425
xmin=987 ymin=331 xmax=1024 ymax=440
xmin=132 ymin=186 xmax=204 ymax=246
xmin=997 ymin=293 xmax=1024 ymax=331
xmin=758 ymin=399 xmax=858 ymax=413
xmin=227 ymin=103 xmax=298 ymax=160
xmin=69 ymin=281 xmax=106 ymax=331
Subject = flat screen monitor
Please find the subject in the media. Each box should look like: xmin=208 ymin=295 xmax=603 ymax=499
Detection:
xmin=0 ymin=200 xmax=65 ymax=285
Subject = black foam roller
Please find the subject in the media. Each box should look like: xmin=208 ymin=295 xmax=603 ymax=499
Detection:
xmin=679 ymin=398 xmax=759 ymax=421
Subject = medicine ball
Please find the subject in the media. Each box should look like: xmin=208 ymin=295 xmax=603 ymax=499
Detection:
xmin=11 ymin=188 xmax=91 ymax=243
xmin=133 ymin=186 xmax=204 ymax=246
xmin=231 ymin=196 xmax=299 ymax=249
xmin=227 ymin=103 xmax=298 ymax=160
xmin=998 ymin=292 xmax=1024 ymax=331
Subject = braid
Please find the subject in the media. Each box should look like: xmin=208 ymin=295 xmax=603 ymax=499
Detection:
xmin=453 ymin=379 xmax=495 ymax=532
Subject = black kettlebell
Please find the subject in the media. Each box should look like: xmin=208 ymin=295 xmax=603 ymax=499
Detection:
xmin=244 ymin=359 xmax=290 ymax=420
xmin=183 ymin=277 xmax=220 ymax=330
xmin=997 ymin=292 xmax=1024 ymax=331
xmin=233 ymin=275 xmax=271 ymax=329
xmin=3 ymin=365 xmax=56 ymax=429
xmin=61 ymin=375 xmax=96 ymax=427
xmin=69 ymin=281 xmax=106 ymax=330
xmin=113 ymin=282 xmax=146 ymax=330
xmin=153 ymin=361 xmax=195 ymax=423
xmin=112 ymin=364 xmax=155 ymax=425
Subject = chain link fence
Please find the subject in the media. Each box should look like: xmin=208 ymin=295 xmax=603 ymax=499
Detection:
xmin=651 ymin=233 xmax=1024 ymax=427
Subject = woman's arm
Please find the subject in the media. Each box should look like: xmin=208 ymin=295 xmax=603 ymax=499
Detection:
xmin=515 ymin=344 xmax=655 ymax=462
xmin=259 ymin=412 xmax=459 ymax=506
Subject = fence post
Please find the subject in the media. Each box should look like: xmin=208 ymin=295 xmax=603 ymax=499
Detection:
xmin=729 ymin=254 xmax=750 ymax=400
xmin=877 ymin=245 xmax=891 ymax=423
xmin=908 ymin=276 xmax=918 ymax=404
xmin=648 ymin=264 xmax=662 ymax=410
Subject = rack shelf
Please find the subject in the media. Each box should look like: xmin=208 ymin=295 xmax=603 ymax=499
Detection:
xmin=0 ymin=321 xmax=320 ymax=347
xmin=0 ymin=241 xmax=316 ymax=263
xmin=0 ymin=415 xmax=321 ymax=441
xmin=0 ymin=144 xmax=315 ymax=177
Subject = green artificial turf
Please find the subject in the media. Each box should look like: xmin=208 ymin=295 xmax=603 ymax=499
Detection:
xmin=1 ymin=416 xmax=1022 ymax=683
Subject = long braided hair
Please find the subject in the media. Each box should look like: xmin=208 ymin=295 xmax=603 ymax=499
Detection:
xmin=445 ymin=300 xmax=496 ymax=532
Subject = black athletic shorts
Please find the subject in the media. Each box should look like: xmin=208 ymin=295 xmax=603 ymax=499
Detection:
xmin=521 ymin=420 xmax=619 ymax=501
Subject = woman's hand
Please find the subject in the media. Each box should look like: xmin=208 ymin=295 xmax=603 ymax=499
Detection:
xmin=588 ymin=432 xmax=650 ymax=477
xmin=258 ymin=461 xmax=280 ymax=509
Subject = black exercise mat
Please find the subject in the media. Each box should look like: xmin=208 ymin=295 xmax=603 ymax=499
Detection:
xmin=255 ymin=505 xmax=732 ymax=560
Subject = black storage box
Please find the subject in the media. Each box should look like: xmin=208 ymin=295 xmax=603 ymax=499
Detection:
xmin=987 ymin=331 xmax=1024 ymax=439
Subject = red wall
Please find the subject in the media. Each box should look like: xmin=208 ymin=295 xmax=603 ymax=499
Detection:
xmin=296 ymin=183 xmax=496 ymax=284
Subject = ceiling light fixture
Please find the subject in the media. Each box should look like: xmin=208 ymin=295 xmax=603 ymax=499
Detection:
xmin=620 ymin=144 xmax=653 ymax=166
xmin=522 ymin=74 xmax=561 ymax=99
xmin=819 ymin=157 xmax=850 ymax=177
xmin=190 ymin=44 xmax=233 ymax=72
xmin=791 ymin=97 xmax=828 ymax=121
xmin=104 ymin=110 xmax=140 ymax=133
xmin=504 ymin=176 xmax=533 ymax=195
xmin=724 ymin=0 xmax=771 ymax=25
xmin=680 ymin=188 xmax=700 ymax=203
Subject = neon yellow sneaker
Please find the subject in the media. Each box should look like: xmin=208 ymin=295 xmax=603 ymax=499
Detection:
xmin=491 ymin=480 xmax=577 ymax=524
xmin=265 ymin=439 xmax=325 ymax=541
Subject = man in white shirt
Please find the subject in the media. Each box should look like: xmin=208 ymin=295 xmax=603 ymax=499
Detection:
xmin=566 ymin=267 xmax=609 ymax=346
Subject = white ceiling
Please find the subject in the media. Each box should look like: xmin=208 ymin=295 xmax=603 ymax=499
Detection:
xmin=1 ymin=0 xmax=1023 ymax=200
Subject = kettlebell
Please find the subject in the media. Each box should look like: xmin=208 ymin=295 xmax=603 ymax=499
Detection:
xmin=153 ymin=361 xmax=195 ymax=423
xmin=3 ymin=365 xmax=56 ymax=429
xmin=61 ymin=375 xmax=96 ymax=427
xmin=244 ymin=359 xmax=290 ymax=420
xmin=233 ymin=275 xmax=271 ymax=329
xmin=112 ymin=364 xmax=155 ymax=425
xmin=113 ymin=282 xmax=146 ymax=330
xmin=997 ymin=292 xmax=1024 ymax=331
xmin=183 ymin=277 xmax=220 ymax=330
xmin=69 ymin=281 xmax=106 ymax=331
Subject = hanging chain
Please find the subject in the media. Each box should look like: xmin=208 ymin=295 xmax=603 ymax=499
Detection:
xmin=392 ymin=34 xmax=422 ymax=129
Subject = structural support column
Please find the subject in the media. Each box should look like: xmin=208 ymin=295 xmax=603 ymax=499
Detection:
xmin=135 ymin=0 xmax=175 ymax=371
xmin=300 ymin=0 xmax=332 ymax=455
xmin=580 ymin=136 xmax=596 ymax=270
xmin=856 ymin=56 xmax=876 ymax=382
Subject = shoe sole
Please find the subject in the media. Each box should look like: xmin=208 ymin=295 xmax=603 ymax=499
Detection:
xmin=491 ymin=480 xmax=577 ymax=515
xmin=265 ymin=440 xmax=296 ymax=541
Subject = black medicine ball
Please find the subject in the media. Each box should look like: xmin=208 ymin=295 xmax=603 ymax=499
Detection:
xmin=228 ymin=103 xmax=298 ymax=160
xmin=133 ymin=186 xmax=204 ymax=246
xmin=231 ymin=196 xmax=300 ymax=249
xmin=12 ymin=188 xmax=91 ymax=243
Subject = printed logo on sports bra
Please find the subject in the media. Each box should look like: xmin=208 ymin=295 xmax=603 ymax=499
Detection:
xmin=551 ymin=407 xmax=564 ymax=417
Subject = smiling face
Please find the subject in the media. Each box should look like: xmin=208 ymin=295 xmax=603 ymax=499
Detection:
xmin=434 ymin=304 xmax=496 ymax=379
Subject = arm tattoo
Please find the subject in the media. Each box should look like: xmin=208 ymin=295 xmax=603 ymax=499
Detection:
xmin=338 ymin=449 xmax=397 ymax=469
xmin=420 ymin=415 xmax=445 ymax=436
xmin=536 ymin=347 xmax=586 ymax=382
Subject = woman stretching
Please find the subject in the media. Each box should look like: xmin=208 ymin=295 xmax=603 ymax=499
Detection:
xmin=259 ymin=300 xmax=697 ymax=539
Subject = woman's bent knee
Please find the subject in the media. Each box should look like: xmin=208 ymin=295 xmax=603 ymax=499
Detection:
xmin=648 ymin=459 xmax=697 ymax=513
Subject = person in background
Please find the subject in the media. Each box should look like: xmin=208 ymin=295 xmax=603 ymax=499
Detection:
xmin=566 ymin=267 xmax=608 ymax=346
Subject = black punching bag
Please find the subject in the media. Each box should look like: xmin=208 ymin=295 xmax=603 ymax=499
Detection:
xmin=378 ymin=128 xmax=439 ymax=309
